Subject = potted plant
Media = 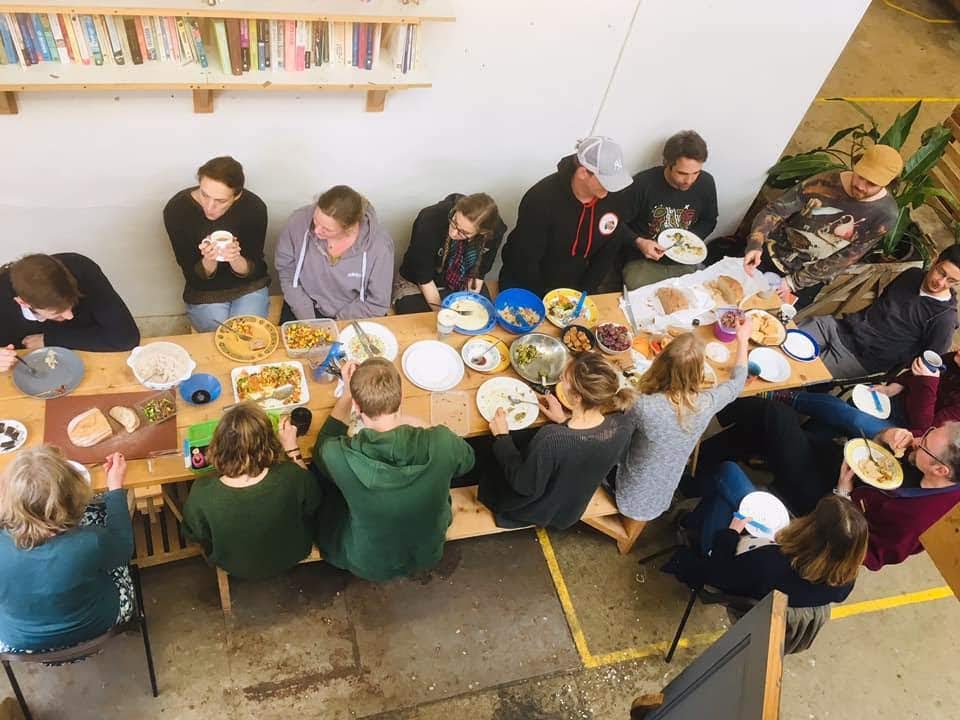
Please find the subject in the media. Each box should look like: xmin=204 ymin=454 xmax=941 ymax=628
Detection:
xmin=765 ymin=99 xmax=958 ymax=265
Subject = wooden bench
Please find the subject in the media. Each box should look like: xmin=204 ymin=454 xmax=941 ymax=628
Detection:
xmin=213 ymin=485 xmax=631 ymax=614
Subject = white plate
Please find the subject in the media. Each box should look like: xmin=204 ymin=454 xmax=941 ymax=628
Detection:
xmin=781 ymin=329 xmax=819 ymax=362
xmin=69 ymin=459 xmax=92 ymax=486
xmin=705 ymin=341 xmax=730 ymax=364
xmin=230 ymin=362 xmax=310 ymax=409
xmin=702 ymin=362 xmax=718 ymax=388
xmin=852 ymin=384 xmax=892 ymax=419
xmin=338 ymin=322 xmax=399 ymax=362
xmin=462 ymin=338 xmax=507 ymax=373
xmin=402 ymin=340 xmax=465 ymax=392
xmin=748 ymin=347 xmax=791 ymax=383
xmin=476 ymin=377 xmax=539 ymax=431
xmin=0 ymin=419 xmax=27 ymax=454
xmin=738 ymin=492 xmax=790 ymax=540
xmin=657 ymin=228 xmax=707 ymax=265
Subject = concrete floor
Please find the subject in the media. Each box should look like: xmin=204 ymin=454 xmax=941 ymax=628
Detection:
xmin=5 ymin=2 xmax=960 ymax=719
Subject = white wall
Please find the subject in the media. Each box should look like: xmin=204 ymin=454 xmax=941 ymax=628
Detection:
xmin=0 ymin=0 xmax=869 ymax=318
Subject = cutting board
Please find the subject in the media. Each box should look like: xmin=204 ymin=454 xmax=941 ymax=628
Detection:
xmin=43 ymin=391 xmax=179 ymax=464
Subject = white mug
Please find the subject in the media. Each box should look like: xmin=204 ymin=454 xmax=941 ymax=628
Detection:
xmin=208 ymin=230 xmax=235 ymax=262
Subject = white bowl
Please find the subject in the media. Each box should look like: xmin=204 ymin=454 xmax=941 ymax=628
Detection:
xmin=127 ymin=342 xmax=196 ymax=390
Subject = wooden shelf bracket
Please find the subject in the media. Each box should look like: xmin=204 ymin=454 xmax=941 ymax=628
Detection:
xmin=0 ymin=91 xmax=18 ymax=115
xmin=192 ymin=89 xmax=216 ymax=114
xmin=365 ymin=89 xmax=388 ymax=112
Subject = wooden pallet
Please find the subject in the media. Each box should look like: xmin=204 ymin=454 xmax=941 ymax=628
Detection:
xmin=927 ymin=104 xmax=960 ymax=228
xmin=131 ymin=482 xmax=202 ymax=568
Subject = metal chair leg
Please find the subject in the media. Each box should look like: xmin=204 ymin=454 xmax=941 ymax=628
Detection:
xmin=665 ymin=588 xmax=699 ymax=663
xmin=3 ymin=659 xmax=31 ymax=720
xmin=130 ymin=565 xmax=159 ymax=697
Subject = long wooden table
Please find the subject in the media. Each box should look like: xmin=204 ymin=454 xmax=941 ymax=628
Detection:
xmin=0 ymin=293 xmax=831 ymax=492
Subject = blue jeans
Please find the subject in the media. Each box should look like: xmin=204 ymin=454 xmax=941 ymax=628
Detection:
xmin=789 ymin=390 xmax=894 ymax=439
xmin=185 ymin=287 xmax=270 ymax=332
xmin=687 ymin=462 xmax=758 ymax=556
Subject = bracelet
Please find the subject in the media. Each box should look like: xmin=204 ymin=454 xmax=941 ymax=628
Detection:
xmin=832 ymin=487 xmax=851 ymax=499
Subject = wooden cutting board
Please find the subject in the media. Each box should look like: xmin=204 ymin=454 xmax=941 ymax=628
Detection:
xmin=43 ymin=391 xmax=179 ymax=465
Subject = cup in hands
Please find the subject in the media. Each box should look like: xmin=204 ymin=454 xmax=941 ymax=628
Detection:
xmin=208 ymin=230 xmax=235 ymax=261
xmin=921 ymin=350 xmax=944 ymax=373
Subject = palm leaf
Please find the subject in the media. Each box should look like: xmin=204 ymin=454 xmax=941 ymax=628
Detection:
xmin=878 ymin=101 xmax=922 ymax=150
xmin=901 ymin=126 xmax=952 ymax=184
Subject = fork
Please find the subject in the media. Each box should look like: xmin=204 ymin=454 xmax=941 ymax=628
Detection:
xmin=507 ymin=395 xmax=540 ymax=407
xmin=213 ymin=319 xmax=267 ymax=351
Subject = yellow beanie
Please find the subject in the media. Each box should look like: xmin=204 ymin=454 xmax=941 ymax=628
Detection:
xmin=853 ymin=144 xmax=903 ymax=186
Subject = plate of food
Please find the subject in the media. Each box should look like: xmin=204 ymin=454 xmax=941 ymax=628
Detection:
xmin=703 ymin=275 xmax=745 ymax=307
xmin=441 ymin=291 xmax=496 ymax=335
xmin=745 ymin=310 xmax=787 ymax=347
xmin=543 ymin=288 xmax=599 ymax=328
xmin=231 ymin=362 xmax=309 ymax=409
xmin=461 ymin=335 xmax=511 ymax=373
xmin=12 ymin=347 xmax=85 ymax=399
xmin=748 ymin=347 xmax=791 ymax=383
xmin=843 ymin=438 xmax=903 ymax=490
xmin=476 ymin=376 xmax=539 ymax=431
xmin=281 ymin=319 xmax=338 ymax=358
xmin=337 ymin=321 xmax=399 ymax=362
xmin=494 ymin=288 xmax=545 ymax=334
xmin=561 ymin=324 xmax=596 ymax=354
xmin=402 ymin=340 xmax=465 ymax=392
xmin=0 ymin=419 xmax=27 ymax=454
xmin=595 ymin=322 xmax=633 ymax=355
xmin=657 ymin=228 xmax=707 ymax=265
xmin=214 ymin=315 xmax=279 ymax=363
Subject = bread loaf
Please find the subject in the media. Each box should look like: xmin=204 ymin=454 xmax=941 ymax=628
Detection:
xmin=656 ymin=287 xmax=689 ymax=315
xmin=67 ymin=408 xmax=113 ymax=448
xmin=109 ymin=405 xmax=140 ymax=433
xmin=705 ymin=275 xmax=744 ymax=306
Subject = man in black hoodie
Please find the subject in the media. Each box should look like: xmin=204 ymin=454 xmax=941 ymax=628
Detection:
xmin=0 ymin=253 xmax=140 ymax=371
xmin=499 ymin=136 xmax=644 ymax=296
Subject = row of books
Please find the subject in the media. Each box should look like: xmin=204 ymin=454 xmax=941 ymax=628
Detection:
xmin=0 ymin=13 xmax=422 ymax=75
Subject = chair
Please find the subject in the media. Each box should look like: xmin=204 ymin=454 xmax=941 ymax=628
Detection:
xmin=1 ymin=565 xmax=158 ymax=720
xmin=664 ymin=585 xmax=758 ymax=662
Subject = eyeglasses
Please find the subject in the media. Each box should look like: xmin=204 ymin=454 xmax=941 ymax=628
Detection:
xmin=918 ymin=427 xmax=953 ymax=475
xmin=448 ymin=210 xmax=479 ymax=241
xmin=931 ymin=263 xmax=960 ymax=288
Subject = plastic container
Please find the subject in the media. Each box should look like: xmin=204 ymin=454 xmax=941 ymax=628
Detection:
xmin=281 ymin=319 xmax=339 ymax=358
xmin=127 ymin=341 xmax=196 ymax=390
xmin=713 ymin=309 xmax=741 ymax=342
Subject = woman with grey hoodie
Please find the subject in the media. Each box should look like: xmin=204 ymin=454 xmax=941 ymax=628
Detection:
xmin=276 ymin=186 xmax=395 ymax=321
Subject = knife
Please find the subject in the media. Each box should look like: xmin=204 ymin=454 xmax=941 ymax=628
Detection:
xmin=622 ymin=284 xmax=639 ymax=334
xmin=351 ymin=321 xmax=377 ymax=357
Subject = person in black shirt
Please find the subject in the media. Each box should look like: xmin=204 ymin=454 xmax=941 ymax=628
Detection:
xmin=623 ymin=130 xmax=718 ymax=289
xmin=479 ymin=352 xmax=634 ymax=529
xmin=498 ymin=136 xmax=641 ymax=297
xmin=394 ymin=193 xmax=506 ymax=314
xmin=798 ymin=245 xmax=960 ymax=378
xmin=0 ymin=253 xmax=140 ymax=370
xmin=163 ymin=156 xmax=270 ymax=332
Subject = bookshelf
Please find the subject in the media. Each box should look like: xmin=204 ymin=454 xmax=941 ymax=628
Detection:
xmin=0 ymin=1 xmax=453 ymax=114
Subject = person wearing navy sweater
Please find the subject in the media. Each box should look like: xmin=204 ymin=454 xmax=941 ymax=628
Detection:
xmin=0 ymin=252 xmax=140 ymax=372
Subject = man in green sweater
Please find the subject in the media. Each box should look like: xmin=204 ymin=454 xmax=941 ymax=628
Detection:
xmin=314 ymin=358 xmax=475 ymax=581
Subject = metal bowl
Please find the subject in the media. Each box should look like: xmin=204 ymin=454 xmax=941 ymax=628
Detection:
xmin=509 ymin=333 xmax=569 ymax=386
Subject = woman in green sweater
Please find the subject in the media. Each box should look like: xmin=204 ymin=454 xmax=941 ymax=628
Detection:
xmin=0 ymin=446 xmax=133 ymax=652
xmin=183 ymin=404 xmax=323 ymax=580
xmin=314 ymin=358 xmax=475 ymax=581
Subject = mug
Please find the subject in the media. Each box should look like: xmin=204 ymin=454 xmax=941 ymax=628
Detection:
xmin=921 ymin=350 xmax=944 ymax=373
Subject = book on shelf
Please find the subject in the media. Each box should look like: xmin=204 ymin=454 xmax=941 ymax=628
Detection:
xmin=122 ymin=17 xmax=143 ymax=65
xmin=225 ymin=18 xmax=242 ymax=76
xmin=239 ymin=18 xmax=249 ymax=72
xmin=211 ymin=18 xmax=229 ymax=74
xmin=47 ymin=13 xmax=68 ymax=63
xmin=0 ymin=15 xmax=19 ymax=66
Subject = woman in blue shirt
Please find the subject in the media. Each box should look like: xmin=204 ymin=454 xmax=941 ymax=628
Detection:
xmin=0 ymin=446 xmax=134 ymax=652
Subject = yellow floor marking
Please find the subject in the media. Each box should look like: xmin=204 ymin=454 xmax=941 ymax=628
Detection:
xmin=830 ymin=585 xmax=954 ymax=620
xmin=536 ymin=528 xmax=598 ymax=668
xmin=589 ymin=630 xmax=726 ymax=667
xmin=815 ymin=96 xmax=960 ymax=103
xmin=881 ymin=0 xmax=957 ymax=24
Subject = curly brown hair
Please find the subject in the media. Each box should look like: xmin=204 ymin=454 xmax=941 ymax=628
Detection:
xmin=209 ymin=403 xmax=285 ymax=478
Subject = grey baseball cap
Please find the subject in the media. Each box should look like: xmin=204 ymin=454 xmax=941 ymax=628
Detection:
xmin=576 ymin=136 xmax=632 ymax=193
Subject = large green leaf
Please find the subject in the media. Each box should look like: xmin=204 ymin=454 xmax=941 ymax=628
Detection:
xmin=917 ymin=185 xmax=960 ymax=210
xmin=826 ymin=124 xmax=864 ymax=148
xmin=901 ymin=125 xmax=952 ymax=184
xmin=826 ymin=97 xmax=878 ymax=129
xmin=881 ymin=205 xmax=911 ymax=256
xmin=878 ymin=101 xmax=922 ymax=150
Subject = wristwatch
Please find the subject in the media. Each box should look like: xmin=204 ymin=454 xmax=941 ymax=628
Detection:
xmin=832 ymin=487 xmax=851 ymax=499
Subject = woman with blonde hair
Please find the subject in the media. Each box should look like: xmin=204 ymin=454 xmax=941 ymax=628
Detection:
xmin=394 ymin=192 xmax=507 ymax=314
xmin=479 ymin=351 xmax=635 ymax=529
xmin=275 ymin=184 xmax=395 ymax=321
xmin=0 ymin=446 xmax=133 ymax=652
xmin=615 ymin=315 xmax=752 ymax=546
xmin=182 ymin=404 xmax=322 ymax=580
xmin=666 ymin=463 xmax=867 ymax=607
